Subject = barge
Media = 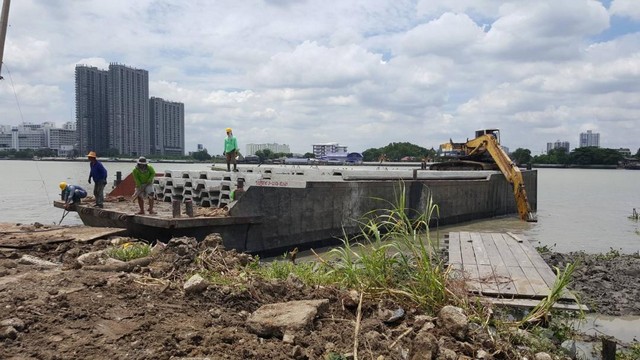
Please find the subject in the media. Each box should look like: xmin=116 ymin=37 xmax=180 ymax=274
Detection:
xmin=54 ymin=165 xmax=537 ymax=255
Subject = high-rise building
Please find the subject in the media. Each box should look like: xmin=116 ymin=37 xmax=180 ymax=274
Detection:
xmin=150 ymin=97 xmax=185 ymax=156
xmin=246 ymin=143 xmax=291 ymax=155
xmin=76 ymin=63 xmax=184 ymax=157
xmin=546 ymin=140 xmax=570 ymax=153
xmin=108 ymin=63 xmax=150 ymax=156
xmin=75 ymin=65 xmax=109 ymax=155
xmin=579 ymin=130 xmax=600 ymax=148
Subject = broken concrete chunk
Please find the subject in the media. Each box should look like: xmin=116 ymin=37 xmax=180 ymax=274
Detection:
xmin=183 ymin=274 xmax=208 ymax=294
xmin=437 ymin=305 xmax=469 ymax=340
xmin=0 ymin=318 xmax=25 ymax=331
xmin=18 ymin=255 xmax=60 ymax=267
xmin=246 ymin=299 xmax=329 ymax=337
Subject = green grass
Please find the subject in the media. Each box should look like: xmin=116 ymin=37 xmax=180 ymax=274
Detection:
xmin=105 ymin=242 xmax=151 ymax=261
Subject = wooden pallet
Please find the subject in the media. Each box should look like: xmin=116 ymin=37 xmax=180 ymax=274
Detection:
xmin=447 ymin=231 xmax=585 ymax=309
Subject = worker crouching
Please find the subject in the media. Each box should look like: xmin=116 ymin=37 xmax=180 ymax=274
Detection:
xmin=60 ymin=182 xmax=88 ymax=210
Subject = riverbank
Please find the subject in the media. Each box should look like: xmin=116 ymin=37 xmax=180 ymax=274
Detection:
xmin=1 ymin=224 xmax=639 ymax=359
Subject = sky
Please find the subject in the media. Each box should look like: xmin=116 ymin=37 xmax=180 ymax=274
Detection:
xmin=1 ymin=0 xmax=639 ymax=155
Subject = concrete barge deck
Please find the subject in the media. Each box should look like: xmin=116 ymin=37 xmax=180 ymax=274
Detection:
xmin=54 ymin=166 xmax=537 ymax=255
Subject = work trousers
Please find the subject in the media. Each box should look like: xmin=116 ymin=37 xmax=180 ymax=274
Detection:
xmin=94 ymin=181 xmax=107 ymax=206
xmin=226 ymin=150 xmax=237 ymax=171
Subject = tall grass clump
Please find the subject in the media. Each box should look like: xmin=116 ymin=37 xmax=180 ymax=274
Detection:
xmin=325 ymin=181 xmax=454 ymax=313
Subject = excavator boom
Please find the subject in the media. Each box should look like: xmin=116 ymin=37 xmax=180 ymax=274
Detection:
xmin=432 ymin=130 xmax=537 ymax=222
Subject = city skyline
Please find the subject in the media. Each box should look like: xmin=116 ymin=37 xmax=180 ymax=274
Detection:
xmin=0 ymin=1 xmax=639 ymax=154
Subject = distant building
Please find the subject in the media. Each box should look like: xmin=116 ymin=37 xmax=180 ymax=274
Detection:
xmin=618 ymin=148 xmax=632 ymax=157
xmin=312 ymin=143 xmax=347 ymax=158
xmin=246 ymin=143 xmax=290 ymax=155
xmin=546 ymin=140 xmax=570 ymax=153
xmin=75 ymin=62 xmax=183 ymax=157
xmin=197 ymin=144 xmax=204 ymax=151
xmin=75 ymin=65 xmax=109 ymax=155
xmin=579 ymin=130 xmax=600 ymax=148
xmin=150 ymin=97 xmax=185 ymax=156
xmin=62 ymin=121 xmax=76 ymax=131
xmin=0 ymin=122 xmax=76 ymax=156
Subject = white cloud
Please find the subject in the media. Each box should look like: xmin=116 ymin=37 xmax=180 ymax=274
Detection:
xmin=1 ymin=0 xmax=639 ymax=153
xmin=610 ymin=0 xmax=640 ymax=20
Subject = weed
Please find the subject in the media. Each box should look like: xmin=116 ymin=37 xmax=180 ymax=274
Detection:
xmin=596 ymin=248 xmax=621 ymax=260
xmin=105 ymin=242 xmax=151 ymax=262
xmin=617 ymin=342 xmax=640 ymax=360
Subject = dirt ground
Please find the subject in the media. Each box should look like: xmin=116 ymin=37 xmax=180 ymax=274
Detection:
xmin=0 ymin=224 xmax=638 ymax=359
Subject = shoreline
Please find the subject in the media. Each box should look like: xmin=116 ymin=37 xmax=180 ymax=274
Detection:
xmin=0 ymin=223 xmax=639 ymax=359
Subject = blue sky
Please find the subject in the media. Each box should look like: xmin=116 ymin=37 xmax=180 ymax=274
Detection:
xmin=1 ymin=0 xmax=639 ymax=155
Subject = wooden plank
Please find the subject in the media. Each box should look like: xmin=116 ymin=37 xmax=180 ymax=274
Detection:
xmin=459 ymin=232 xmax=482 ymax=292
xmin=507 ymin=266 xmax=539 ymax=296
xmin=470 ymin=232 xmax=490 ymax=265
xmin=491 ymin=233 xmax=520 ymax=267
xmin=480 ymin=297 xmax=589 ymax=312
xmin=476 ymin=264 xmax=502 ymax=295
xmin=499 ymin=233 xmax=552 ymax=297
xmin=482 ymin=233 xmax=517 ymax=296
xmin=448 ymin=232 xmax=462 ymax=265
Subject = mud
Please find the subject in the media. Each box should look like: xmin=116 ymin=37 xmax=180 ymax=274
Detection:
xmin=0 ymin=225 xmax=636 ymax=359
xmin=541 ymin=251 xmax=640 ymax=316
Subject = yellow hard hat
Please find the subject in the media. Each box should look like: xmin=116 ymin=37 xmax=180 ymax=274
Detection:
xmin=59 ymin=182 xmax=67 ymax=190
xmin=226 ymin=128 xmax=232 ymax=133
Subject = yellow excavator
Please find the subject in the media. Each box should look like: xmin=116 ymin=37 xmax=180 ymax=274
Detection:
xmin=431 ymin=129 xmax=537 ymax=222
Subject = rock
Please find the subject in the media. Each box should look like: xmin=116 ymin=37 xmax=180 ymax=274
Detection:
xmin=104 ymin=258 xmax=125 ymax=266
xmin=414 ymin=315 xmax=437 ymax=329
xmin=1 ymin=326 xmax=18 ymax=340
xmin=283 ymin=330 xmax=296 ymax=344
xmin=77 ymin=250 xmax=106 ymax=266
xmin=183 ymin=274 xmax=208 ymax=294
xmin=291 ymin=345 xmax=306 ymax=360
xmin=246 ymin=299 xmax=329 ymax=337
xmin=534 ymin=352 xmax=552 ymax=360
xmin=437 ymin=305 xmax=469 ymax=340
xmin=340 ymin=290 xmax=360 ymax=308
xmin=1 ymin=318 xmax=25 ymax=331
xmin=286 ymin=273 xmax=305 ymax=289
xmin=420 ymin=321 xmax=435 ymax=332
xmin=437 ymin=348 xmax=457 ymax=360
xmin=383 ymin=308 xmax=405 ymax=324
xmin=476 ymin=349 xmax=488 ymax=359
xmin=18 ymin=255 xmax=60 ymax=267
xmin=411 ymin=328 xmax=438 ymax=360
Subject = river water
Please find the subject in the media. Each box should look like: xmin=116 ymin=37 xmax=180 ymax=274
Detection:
xmin=1 ymin=160 xmax=639 ymax=344
xmin=1 ymin=160 xmax=638 ymax=254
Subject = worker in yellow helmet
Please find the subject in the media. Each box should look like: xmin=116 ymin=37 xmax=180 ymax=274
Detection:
xmin=59 ymin=182 xmax=88 ymax=210
xmin=223 ymin=127 xmax=239 ymax=172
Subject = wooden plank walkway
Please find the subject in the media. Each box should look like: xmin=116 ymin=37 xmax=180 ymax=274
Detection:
xmin=447 ymin=231 xmax=579 ymax=305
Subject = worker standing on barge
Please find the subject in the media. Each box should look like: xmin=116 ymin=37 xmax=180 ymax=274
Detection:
xmin=87 ymin=151 xmax=108 ymax=208
xmin=223 ymin=127 xmax=239 ymax=172
xmin=133 ymin=157 xmax=156 ymax=215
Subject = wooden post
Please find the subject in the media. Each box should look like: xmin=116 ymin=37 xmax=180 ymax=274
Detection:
xmin=172 ymin=199 xmax=181 ymax=218
xmin=602 ymin=337 xmax=616 ymax=360
xmin=602 ymin=338 xmax=616 ymax=360
xmin=185 ymin=199 xmax=194 ymax=217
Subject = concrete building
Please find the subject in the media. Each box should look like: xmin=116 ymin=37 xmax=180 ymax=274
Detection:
xmin=44 ymin=128 xmax=76 ymax=156
xmin=108 ymin=63 xmax=150 ymax=156
xmin=75 ymin=65 xmax=109 ymax=155
xmin=150 ymin=97 xmax=185 ymax=156
xmin=76 ymin=63 xmax=183 ymax=157
xmin=312 ymin=143 xmax=347 ymax=158
xmin=579 ymin=130 xmax=600 ymax=148
xmin=62 ymin=121 xmax=76 ymax=131
xmin=0 ymin=122 xmax=75 ymax=155
xmin=546 ymin=140 xmax=570 ymax=153
xmin=246 ymin=143 xmax=290 ymax=155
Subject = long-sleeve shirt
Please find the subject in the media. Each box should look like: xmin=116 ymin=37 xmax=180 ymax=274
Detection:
xmin=224 ymin=135 xmax=238 ymax=153
xmin=132 ymin=165 xmax=156 ymax=187
xmin=62 ymin=185 xmax=87 ymax=204
xmin=89 ymin=161 xmax=108 ymax=183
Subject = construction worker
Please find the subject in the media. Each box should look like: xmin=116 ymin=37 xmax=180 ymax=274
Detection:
xmin=60 ymin=182 xmax=88 ymax=210
xmin=87 ymin=151 xmax=108 ymax=208
xmin=223 ymin=127 xmax=239 ymax=172
xmin=132 ymin=157 xmax=156 ymax=215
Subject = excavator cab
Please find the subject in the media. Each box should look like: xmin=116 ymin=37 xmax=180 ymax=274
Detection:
xmin=475 ymin=129 xmax=500 ymax=144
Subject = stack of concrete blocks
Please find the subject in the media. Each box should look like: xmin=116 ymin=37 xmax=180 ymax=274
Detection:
xmin=152 ymin=170 xmax=265 ymax=208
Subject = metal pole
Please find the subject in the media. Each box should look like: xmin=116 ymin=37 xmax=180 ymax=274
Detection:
xmin=0 ymin=0 xmax=11 ymax=79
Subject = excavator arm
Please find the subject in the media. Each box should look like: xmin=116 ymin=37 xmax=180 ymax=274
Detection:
xmin=464 ymin=135 xmax=537 ymax=222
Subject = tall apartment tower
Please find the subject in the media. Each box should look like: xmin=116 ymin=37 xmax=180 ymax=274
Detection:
xmin=579 ymin=130 xmax=600 ymax=148
xmin=108 ymin=64 xmax=150 ymax=156
xmin=75 ymin=65 xmax=109 ymax=155
xmin=150 ymin=97 xmax=185 ymax=156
